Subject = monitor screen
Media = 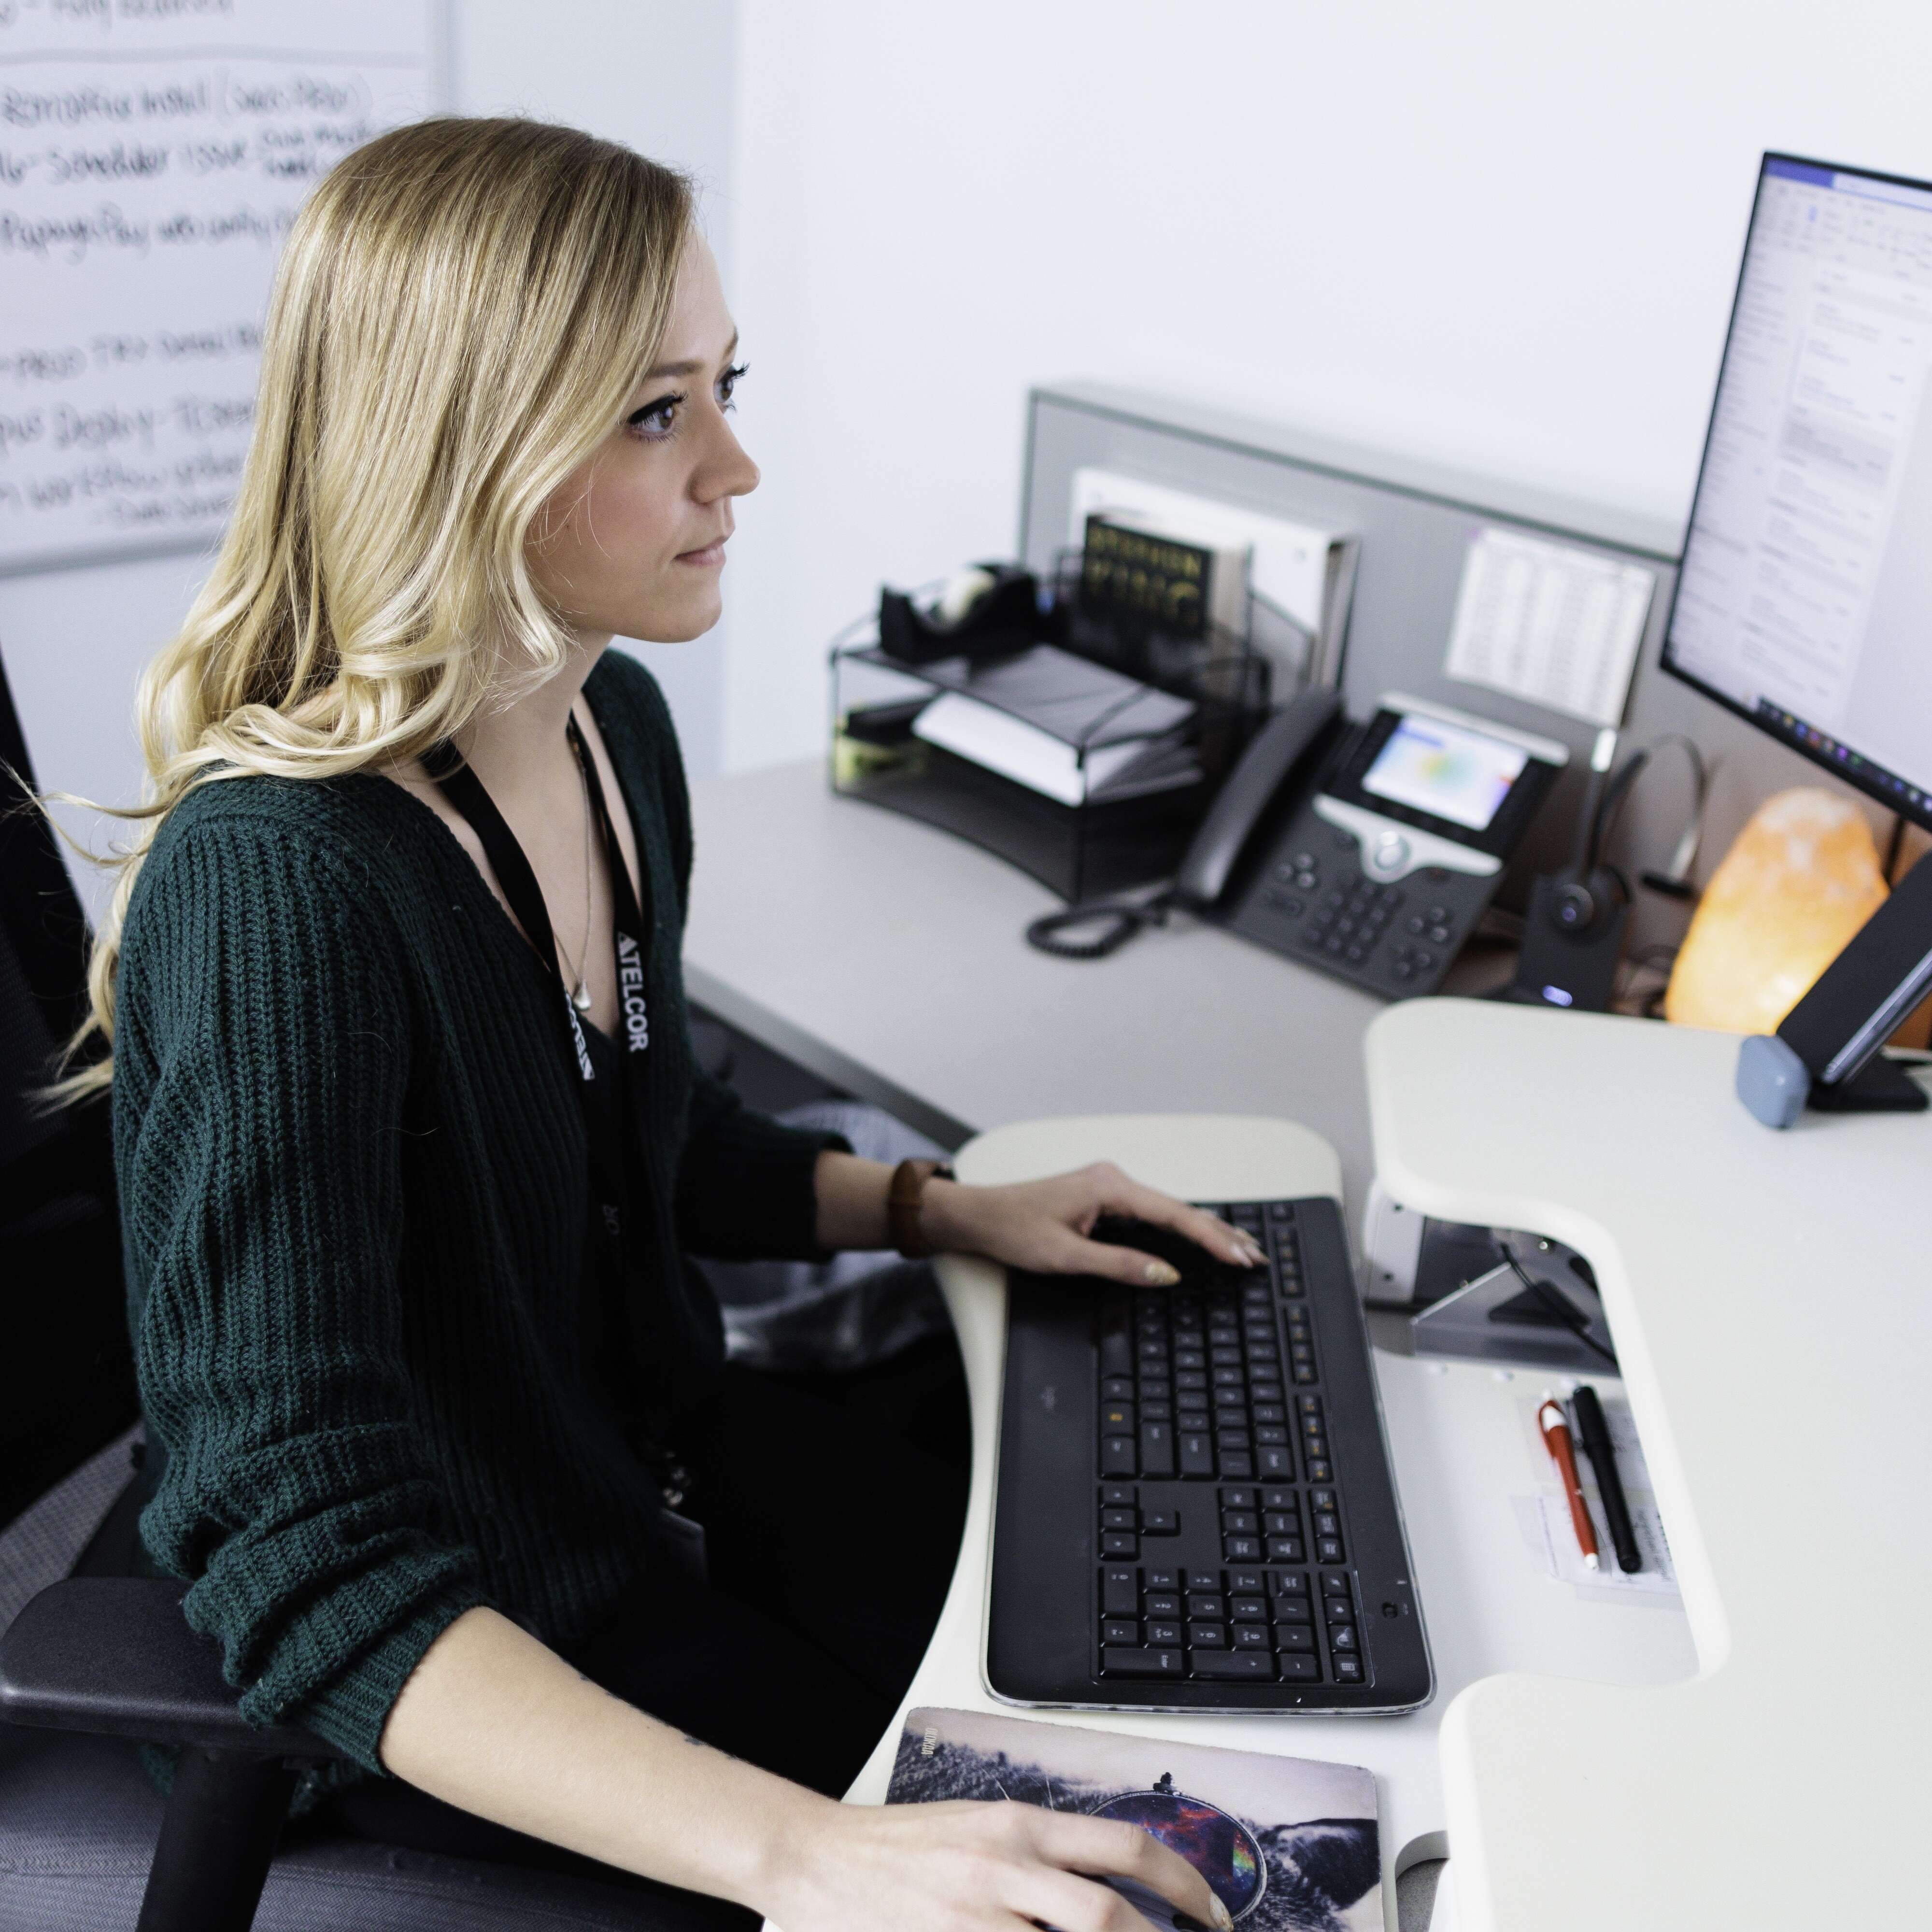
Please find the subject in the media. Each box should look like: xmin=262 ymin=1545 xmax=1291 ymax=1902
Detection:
xmin=1360 ymin=713 xmax=1530 ymax=832
xmin=1662 ymin=154 xmax=1932 ymax=828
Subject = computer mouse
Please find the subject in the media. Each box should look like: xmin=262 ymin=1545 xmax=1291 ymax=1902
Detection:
xmin=1089 ymin=1215 xmax=1254 ymax=1289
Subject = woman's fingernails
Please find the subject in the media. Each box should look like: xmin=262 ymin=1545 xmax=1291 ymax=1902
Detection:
xmin=1145 ymin=1260 xmax=1181 ymax=1286
xmin=1212 ymin=1899 xmax=1236 ymax=1931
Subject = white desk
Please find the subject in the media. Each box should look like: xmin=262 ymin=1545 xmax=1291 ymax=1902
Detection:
xmin=696 ymin=769 xmax=1924 ymax=1928
xmin=830 ymin=1113 xmax=1693 ymax=1932
xmin=1367 ymin=999 xmax=1932 ymax=1931
xmin=684 ymin=761 xmax=1393 ymax=1201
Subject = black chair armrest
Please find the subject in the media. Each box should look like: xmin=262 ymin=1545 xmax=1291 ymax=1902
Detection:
xmin=0 ymin=1577 xmax=345 ymax=1759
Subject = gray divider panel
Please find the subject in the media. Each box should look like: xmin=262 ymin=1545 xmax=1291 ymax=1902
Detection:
xmin=1020 ymin=382 xmax=1881 ymax=955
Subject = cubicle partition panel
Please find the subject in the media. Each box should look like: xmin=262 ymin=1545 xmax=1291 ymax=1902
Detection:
xmin=1019 ymin=384 xmax=1868 ymax=955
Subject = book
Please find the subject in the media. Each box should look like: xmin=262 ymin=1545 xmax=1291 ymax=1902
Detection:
xmin=1070 ymin=468 xmax=1360 ymax=692
xmin=886 ymin=1706 xmax=1382 ymax=1932
xmin=909 ymin=643 xmax=1201 ymax=806
xmin=1081 ymin=512 xmax=1251 ymax=642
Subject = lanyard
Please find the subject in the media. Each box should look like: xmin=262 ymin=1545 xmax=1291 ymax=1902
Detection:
xmin=425 ymin=718 xmax=654 ymax=1279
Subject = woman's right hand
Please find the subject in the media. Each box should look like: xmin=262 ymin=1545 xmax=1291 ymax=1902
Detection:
xmin=762 ymin=1796 xmax=1234 ymax=1932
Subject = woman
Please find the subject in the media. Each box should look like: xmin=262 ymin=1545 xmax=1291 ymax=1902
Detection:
xmin=86 ymin=118 xmax=1263 ymax=1930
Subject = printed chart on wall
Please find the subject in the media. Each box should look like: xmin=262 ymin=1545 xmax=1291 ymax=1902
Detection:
xmin=0 ymin=0 xmax=440 ymax=575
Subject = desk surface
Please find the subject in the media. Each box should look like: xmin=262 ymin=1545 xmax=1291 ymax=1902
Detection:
xmin=696 ymin=767 xmax=1925 ymax=1929
xmin=829 ymin=1114 xmax=1695 ymax=1932
xmin=1366 ymin=999 xmax=1932 ymax=1931
xmin=684 ymin=759 xmax=1393 ymax=1203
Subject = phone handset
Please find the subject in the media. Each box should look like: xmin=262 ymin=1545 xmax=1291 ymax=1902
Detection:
xmin=1172 ymin=688 xmax=1343 ymax=910
xmin=1024 ymin=688 xmax=1343 ymax=958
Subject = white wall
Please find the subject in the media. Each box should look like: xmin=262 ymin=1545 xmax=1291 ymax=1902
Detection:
xmin=720 ymin=0 xmax=1932 ymax=768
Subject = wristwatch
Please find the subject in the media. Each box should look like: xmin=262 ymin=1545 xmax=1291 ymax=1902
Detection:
xmin=888 ymin=1158 xmax=955 ymax=1259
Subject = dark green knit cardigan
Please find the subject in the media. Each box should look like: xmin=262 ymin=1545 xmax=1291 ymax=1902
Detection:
xmin=111 ymin=651 xmax=841 ymax=1774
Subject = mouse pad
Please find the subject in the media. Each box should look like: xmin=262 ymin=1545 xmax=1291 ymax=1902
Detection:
xmin=886 ymin=1706 xmax=1381 ymax=1930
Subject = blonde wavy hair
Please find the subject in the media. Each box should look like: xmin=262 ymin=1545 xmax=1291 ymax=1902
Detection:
xmin=59 ymin=117 xmax=693 ymax=1096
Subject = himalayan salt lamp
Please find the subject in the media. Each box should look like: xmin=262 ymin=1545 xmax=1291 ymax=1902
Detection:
xmin=1665 ymin=788 xmax=1888 ymax=1034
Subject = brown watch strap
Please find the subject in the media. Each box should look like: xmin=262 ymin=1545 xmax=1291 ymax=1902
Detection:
xmin=888 ymin=1158 xmax=954 ymax=1259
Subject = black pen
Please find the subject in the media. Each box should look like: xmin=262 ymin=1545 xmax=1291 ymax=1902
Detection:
xmin=1572 ymin=1385 xmax=1640 ymax=1574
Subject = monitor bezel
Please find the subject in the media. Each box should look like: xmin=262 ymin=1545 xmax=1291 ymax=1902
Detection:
xmin=1658 ymin=149 xmax=1932 ymax=837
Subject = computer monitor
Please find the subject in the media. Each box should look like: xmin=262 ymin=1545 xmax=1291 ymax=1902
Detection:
xmin=1662 ymin=152 xmax=1932 ymax=833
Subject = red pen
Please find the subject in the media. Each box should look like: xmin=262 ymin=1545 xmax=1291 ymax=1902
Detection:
xmin=1539 ymin=1395 xmax=1599 ymax=1572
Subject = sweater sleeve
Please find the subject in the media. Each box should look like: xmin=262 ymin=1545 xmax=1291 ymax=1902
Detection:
xmin=674 ymin=1072 xmax=850 ymax=1261
xmin=119 ymin=815 xmax=486 ymax=1773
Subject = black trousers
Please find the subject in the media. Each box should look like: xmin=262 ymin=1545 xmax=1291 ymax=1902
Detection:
xmin=318 ymin=1344 xmax=969 ymax=1926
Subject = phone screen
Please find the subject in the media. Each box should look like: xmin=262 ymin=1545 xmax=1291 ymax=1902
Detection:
xmin=1360 ymin=714 xmax=1529 ymax=832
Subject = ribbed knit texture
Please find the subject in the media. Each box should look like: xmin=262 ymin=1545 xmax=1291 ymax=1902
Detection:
xmin=111 ymin=652 xmax=844 ymax=1774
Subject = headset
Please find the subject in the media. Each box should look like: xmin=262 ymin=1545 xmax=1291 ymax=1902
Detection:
xmin=1554 ymin=729 xmax=1710 ymax=931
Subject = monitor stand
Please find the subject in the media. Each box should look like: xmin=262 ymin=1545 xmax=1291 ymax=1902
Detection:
xmin=1809 ymin=1055 xmax=1930 ymax=1113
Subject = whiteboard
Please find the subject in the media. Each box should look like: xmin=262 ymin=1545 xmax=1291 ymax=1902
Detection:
xmin=0 ymin=0 xmax=441 ymax=576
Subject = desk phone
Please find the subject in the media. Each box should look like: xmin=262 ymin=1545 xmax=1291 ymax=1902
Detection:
xmin=1181 ymin=692 xmax=1567 ymax=998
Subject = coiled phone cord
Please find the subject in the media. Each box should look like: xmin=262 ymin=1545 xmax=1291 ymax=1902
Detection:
xmin=1025 ymin=891 xmax=1175 ymax=959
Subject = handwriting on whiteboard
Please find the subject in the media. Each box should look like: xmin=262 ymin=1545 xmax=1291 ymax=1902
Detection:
xmin=0 ymin=0 xmax=437 ymax=573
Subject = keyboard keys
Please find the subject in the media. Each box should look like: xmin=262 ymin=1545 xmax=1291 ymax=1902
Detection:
xmin=1101 ymin=1647 xmax=1183 ymax=1678
xmin=1191 ymin=1649 xmax=1275 ymax=1680
xmin=1078 ymin=1198 xmax=1406 ymax=1705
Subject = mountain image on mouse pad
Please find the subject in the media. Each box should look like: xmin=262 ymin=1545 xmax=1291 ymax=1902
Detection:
xmin=886 ymin=1707 xmax=1381 ymax=1931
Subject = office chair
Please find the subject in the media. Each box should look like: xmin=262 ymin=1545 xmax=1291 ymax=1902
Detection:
xmin=0 ymin=651 xmax=707 ymax=1931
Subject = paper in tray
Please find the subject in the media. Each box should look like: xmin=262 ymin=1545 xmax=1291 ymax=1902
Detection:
xmin=887 ymin=1706 xmax=1382 ymax=1931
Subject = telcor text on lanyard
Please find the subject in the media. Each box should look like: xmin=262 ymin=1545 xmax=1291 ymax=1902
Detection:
xmin=424 ymin=716 xmax=653 ymax=1277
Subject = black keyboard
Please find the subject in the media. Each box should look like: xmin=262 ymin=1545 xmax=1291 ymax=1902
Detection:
xmin=987 ymin=1196 xmax=1433 ymax=1714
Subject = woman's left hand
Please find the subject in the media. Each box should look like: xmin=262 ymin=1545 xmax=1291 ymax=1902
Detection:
xmin=920 ymin=1162 xmax=1266 ymax=1285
